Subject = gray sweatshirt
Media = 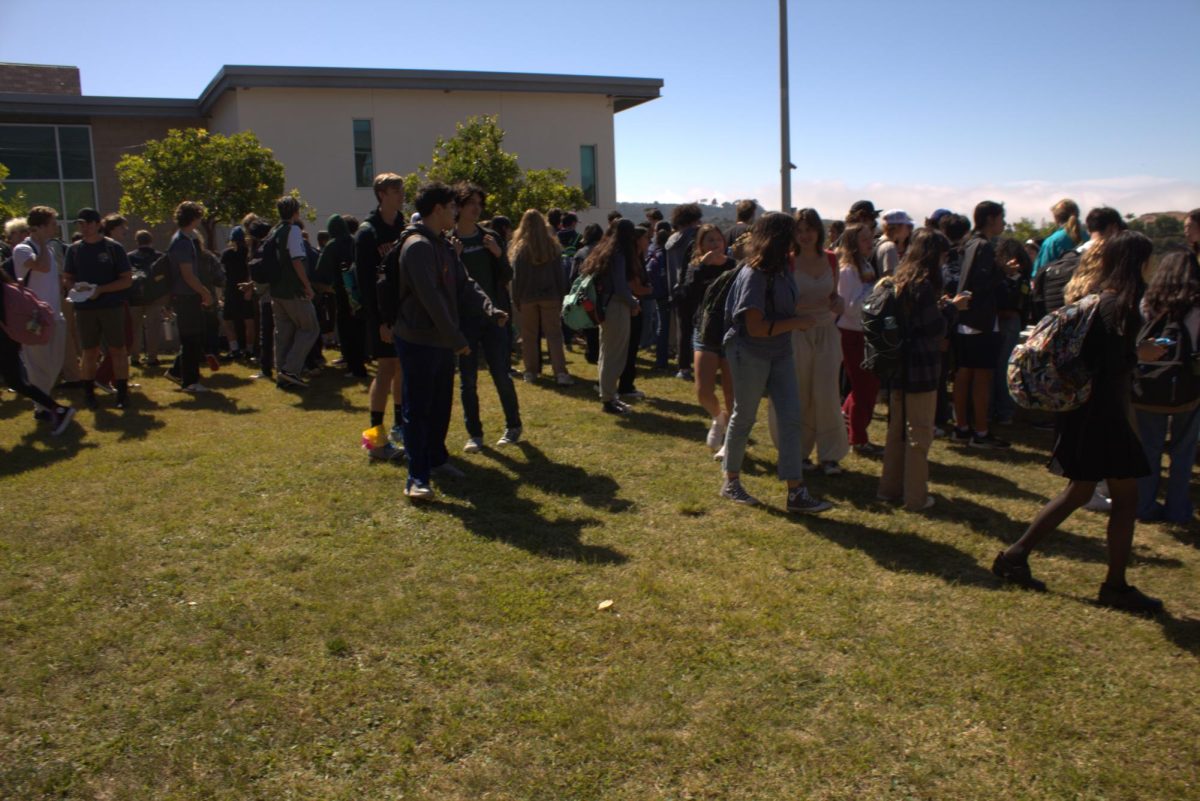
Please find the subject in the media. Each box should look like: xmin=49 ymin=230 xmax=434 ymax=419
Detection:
xmin=512 ymin=250 xmax=567 ymax=305
xmin=393 ymin=224 xmax=499 ymax=350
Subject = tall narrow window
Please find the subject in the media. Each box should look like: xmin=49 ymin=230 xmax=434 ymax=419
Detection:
xmin=580 ymin=145 xmax=597 ymax=207
xmin=353 ymin=119 xmax=374 ymax=188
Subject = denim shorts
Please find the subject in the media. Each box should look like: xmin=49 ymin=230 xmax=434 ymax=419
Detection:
xmin=693 ymin=334 xmax=725 ymax=359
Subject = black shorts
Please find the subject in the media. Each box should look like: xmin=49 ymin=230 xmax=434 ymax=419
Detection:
xmin=222 ymin=290 xmax=256 ymax=321
xmin=955 ymin=331 xmax=1000 ymax=369
xmin=364 ymin=314 xmax=394 ymax=359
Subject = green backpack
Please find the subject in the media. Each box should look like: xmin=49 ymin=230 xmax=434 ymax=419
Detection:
xmin=561 ymin=272 xmax=600 ymax=331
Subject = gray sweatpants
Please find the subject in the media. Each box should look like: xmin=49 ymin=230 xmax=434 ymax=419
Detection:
xmin=272 ymin=297 xmax=320 ymax=377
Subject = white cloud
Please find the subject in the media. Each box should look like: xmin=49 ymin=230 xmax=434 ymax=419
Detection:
xmin=625 ymin=176 xmax=1200 ymax=222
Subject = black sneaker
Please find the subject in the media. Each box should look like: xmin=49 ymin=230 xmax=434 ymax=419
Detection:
xmin=50 ymin=406 xmax=77 ymax=436
xmin=951 ymin=427 xmax=972 ymax=445
xmin=970 ymin=432 xmax=1011 ymax=450
xmin=1097 ymin=583 xmax=1164 ymax=615
xmin=277 ymin=370 xmax=309 ymax=388
xmin=991 ymin=551 xmax=1047 ymax=592
xmin=720 ymin=478 xmax=760 ymax=506
xmin=602 ymin=400 xmax=628 ymax=415
xmin=787 ymin=485 xmax=832 ymax=514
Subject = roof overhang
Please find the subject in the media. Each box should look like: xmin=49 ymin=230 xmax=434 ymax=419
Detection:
xmin=197 ymin=66 xmax=662 ymax=115
xmin=0 ymin=92 xmax=199 ymax=119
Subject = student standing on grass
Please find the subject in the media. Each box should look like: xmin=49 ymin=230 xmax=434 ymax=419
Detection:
xmin=126 ymin=230 xmax=166 ymax=367
xmin=666 ymin=203 xmax=703 ymax=380
xmin=356 ymin=173 xmax=407 ymax=458
xmin=452 ymin=182 xmax=522 ymax=450
xmin=582 ymin=219 xmax=640 ymax=415
xmin=64 ymin=208 xmax=133 ymax=409
xmin=718 ymin=212 xmax=832 ymax=514
xmin=950 ymin=200 xmax=1011 ymax=450
xmin=617 ymin=225 xmax=654 ymax=402
xmin=877 ymin=229 xmax=969 ymax=511
xmin=1133 ymin=250 xmax=1200 ymax=523
xmin=646 ymin=220 xmax=674 ymax=370
xmin=510 ymin=208 xmax=571 ymax=388
xmin=270 ymin=196 xmax=320 ymax=390
xmin=993 ymin=231 xmax=1165 ymax=614
xmin=569 ymin=223 xmax=605 ymax=365
xmin=13 ymin=206 xmax=66 ymax=421
xmin=836 ymin=222 xmax=883 ymax=455
xmin=220 ymin=226 xmax=256 ymax=361
xmin=394 ymin=182 xmax=506 ymax=500
xmin=687 ymin=224 xmax=737 ymax=454
xmin=789 ymin=208 xmax=848 ymax=476
xmin=873 ymin=209 xmax=913 ymax=276
xmin=164 ymin=202 xmax=213 ymax=393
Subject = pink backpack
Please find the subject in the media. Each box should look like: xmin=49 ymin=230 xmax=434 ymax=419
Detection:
xmin=0 ymin=270 xmax=55 ymax=346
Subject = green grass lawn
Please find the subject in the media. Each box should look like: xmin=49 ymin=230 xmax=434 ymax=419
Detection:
xmin=2 ymin=352 xmax=1197 ymax=800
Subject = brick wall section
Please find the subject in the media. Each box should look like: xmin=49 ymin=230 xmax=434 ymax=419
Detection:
xmin=91 ymin=116 xmax=205 ymax=246
xmin=0 ymin=64 xmax=81 ymax=95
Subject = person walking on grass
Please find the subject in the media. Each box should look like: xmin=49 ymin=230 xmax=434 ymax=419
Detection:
xmin=877 ymin=229 xmax=970 ymax=511
xmin=0 ymin=267 xmax=76 ymax=436
xmin=718 ymin=212 xmax=832 ymax=514
xmin=510 ymin=208 xmax=572 ymax=389
xmin=13 ymin=206 xmax=66 ymax=421
xmin=270 ymin=195 xmax=320 ymax=390
xmin=992 ymin=231 xmax=1165 ymax=614
xmin=393 ymin=182 xmax=507 ymax=500
xmin=163 ymin=202 xmax=214 ymax=393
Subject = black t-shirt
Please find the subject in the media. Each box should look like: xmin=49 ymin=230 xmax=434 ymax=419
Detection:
xmin=65 ymin=238 xmax=131 ymax=309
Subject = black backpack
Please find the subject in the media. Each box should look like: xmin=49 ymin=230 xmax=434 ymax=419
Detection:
xmin=1034 ymin=250 xmax=1080 ymax=318
xmin=860 ymin=277 xmax=906 ymax=381
xmin=376 ymin=226 xmax=427 ymax=326
xmin=249 ymin=225 xmax=286 ymax=284
xmin=695 ymin=266 xmax=741 ymax=350
xmin=129 ymin=250 xmax=170 ymax=305
xmin=1133 ymin=314 xmax=1200 ymax=410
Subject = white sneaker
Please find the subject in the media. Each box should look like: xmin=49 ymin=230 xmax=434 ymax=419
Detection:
xmin=496 ymin=427 xmax=522 ymax=446
xmin=181 ymin=383 xmax=210 ymax=393
xmin=463 ymin=437 xmax=483 ymax=453
xmin=706 ymin=413 xmax=728 ymax=450
xmin=713 ymin=445 xmax=726 ymax=462
xmin=522 ymin=371 xmax=537 ymax=383
xmin=1084 ymin=489 xmax=1112 ymax=512
xmin=555 ymin=372 xmax=574 ymax=386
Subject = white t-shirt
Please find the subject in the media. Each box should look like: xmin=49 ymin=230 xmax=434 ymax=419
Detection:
xmin=12 ymin=239 xmax=61 ymax=314
xmin=286 ymin=224 xmax=305 ymax=262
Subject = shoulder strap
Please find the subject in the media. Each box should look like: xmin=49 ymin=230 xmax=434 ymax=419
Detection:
xmin=959 ymin=237 xmax=983 ymax=294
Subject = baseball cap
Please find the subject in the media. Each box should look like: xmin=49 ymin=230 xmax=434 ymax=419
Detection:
xmin=849 ymin=200 xmax=879 ymax=218
xmin=230 ymin=225 xmax=246 ymax=243
xmin=928 ymin=208 xmax=952 ymax=223
xmin=882 ymin=209 xmax=915 ymax=226
xmin=75 ymin=208 xmax=102 ymax=223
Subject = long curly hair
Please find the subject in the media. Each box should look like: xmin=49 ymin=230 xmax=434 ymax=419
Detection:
xmin=744 ymin=212 xmax=796 ymax=274
xmin=893 ymin=228 xmax=949 ymax=300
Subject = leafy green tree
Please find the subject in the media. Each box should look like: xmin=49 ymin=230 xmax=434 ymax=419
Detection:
xmin=405 ymin=115 xmax=587 ymax=221
xmin=116 ymin=128 xmax=290 ymax=244
xmin=0 ymin=163 xmax=26 ymax=224
xmin=1007 ymin=217 xmax=1057 ymax=244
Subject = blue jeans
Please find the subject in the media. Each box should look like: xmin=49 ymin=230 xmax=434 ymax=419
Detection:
xmin=722 ymin=338 xmax=804 ymax=481
xmin=639 ymin=298 xmax=657 ymax=349
xmin=654 ymin=298 xmax=672 ymax=368
xmin=991 ymin=315 xmax=1022 ymax=422
xmin=396 ymin=338 xmax=456 ymax=486
xmin=458 ymin=318 xmax=521 ymax=438
xmin=1135 ymin=406 xmax=1200 ymax=522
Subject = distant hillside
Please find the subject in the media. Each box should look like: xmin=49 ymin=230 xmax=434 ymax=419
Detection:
xmin=612 ymin=201 xmax=744 ymax=229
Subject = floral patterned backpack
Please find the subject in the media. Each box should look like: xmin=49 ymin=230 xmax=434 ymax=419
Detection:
xmin=1006 ymin=293 xmax=1102 ymax=412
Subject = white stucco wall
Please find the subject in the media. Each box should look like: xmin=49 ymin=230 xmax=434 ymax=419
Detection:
xmin=207 ymin=86 xmax=618 ymax=225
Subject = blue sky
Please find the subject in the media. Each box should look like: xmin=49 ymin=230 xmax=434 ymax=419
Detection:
xmin=2 ymin=0 xmax=1197 ymax=221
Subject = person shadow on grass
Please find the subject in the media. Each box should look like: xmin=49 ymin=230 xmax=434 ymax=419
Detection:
xmin=423 ymin=442 xmax=629 ymax=565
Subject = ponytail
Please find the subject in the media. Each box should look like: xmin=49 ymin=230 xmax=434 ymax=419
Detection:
xmin=1064 ymin=214 xmax=1082 ymax=245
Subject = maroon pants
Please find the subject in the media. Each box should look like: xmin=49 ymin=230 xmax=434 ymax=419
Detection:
xmin=839 ymin=327 xmax=881 ymax=445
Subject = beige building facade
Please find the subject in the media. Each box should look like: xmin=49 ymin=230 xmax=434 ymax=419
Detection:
xmin=0 ymin=63 xmax=662 ymax=234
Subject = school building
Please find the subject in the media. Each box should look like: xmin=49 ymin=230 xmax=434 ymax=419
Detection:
xmin=0 ymin=63 xmax=663 ymax=235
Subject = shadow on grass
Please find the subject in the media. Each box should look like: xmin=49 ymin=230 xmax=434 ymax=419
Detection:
xmin=1158 ymin=612 xmax=1200 ymax=656
xmin=90 ymin=398 xmax=168 ymax=442
xmin=616 ymin=408 xmax=707 ymax=443
xmin=948 ymin=495 xmax=1185 ymax=569
xmin=0 ymin=423 xmax=97 ymax=476
xmin=776 ymin=509 xmax=999 ymax=588
xmin=200 ymin=372 xmax=255 ymax=390
xmin=0 ymin=396 xmax=28 ymax=421
xmin=927 ymin=460 xmax=1045 ymax=503
xmin=641 ymin=395 xmax=703 ymax=418
xmin=427 ymin=444 xmax=629 ymax=564
xmin=285 ymin=381 xmax=369 ymax=413
xmin=164 ymin=389 xmax=261 ymax=415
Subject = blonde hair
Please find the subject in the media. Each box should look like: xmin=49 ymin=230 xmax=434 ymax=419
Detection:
xmin=4 ymin=217 xmax=29 ymax=242
xmin=1052 ymin=198 xmax=1082 ymax=245
xmin=1064 ymin=240 xmax=1105 ymax=303
xmin=507 ymin=209 xmax=561 ymax=266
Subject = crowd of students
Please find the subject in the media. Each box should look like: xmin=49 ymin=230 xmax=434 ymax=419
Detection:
xmin=3 ymin=181 xmax=1200 ymax=614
